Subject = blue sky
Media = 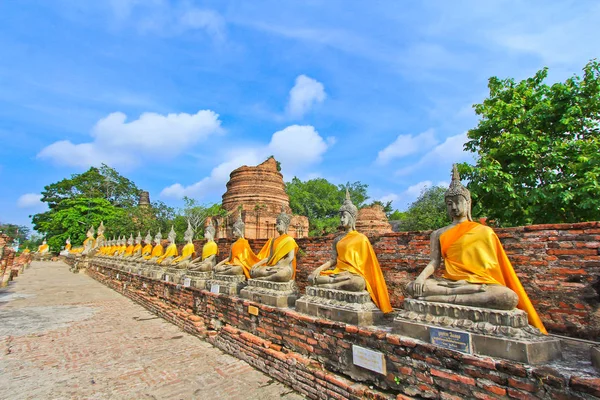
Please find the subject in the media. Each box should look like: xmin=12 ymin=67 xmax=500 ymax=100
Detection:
xmin=1 ymin=0 xmax=599 ymax=231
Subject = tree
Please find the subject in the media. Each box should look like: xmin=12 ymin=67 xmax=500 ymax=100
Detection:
xmin=0 ymin=223 xmax=30 ymax=243
xmin=393 ymin=186 xmax=448 ymax=231
xmin=368 ymin=200 xmax=394 ymax=218
xmin=459 ymin=59 xmax=600 ymax=226
xmin=286 ymin=178 xmax=369 ymax=236
xmin=41 ymin=164 xmax=140 ymax=209
xmin=174 ymin=197 xmax=226 ymax=240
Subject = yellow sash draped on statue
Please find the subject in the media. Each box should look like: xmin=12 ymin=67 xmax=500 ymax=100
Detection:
xmin=440 ymin=221 xmax=547 ymax=334
xmin=131 ymin=244 xmax=142 ymax=256
xmin=157 ymin=244 xmax=178 ymax=264
xmin=227 ymin=238 xmax=260 ymax=278
xmin=123 ymin=245 xmax=134 ymax=257
xmin=140 ymin=244 xmax=153 ymax=258
xmin=265 ymin=234 xmax=298 ymax=279
xmin=256 ymin=239 xmax=273 ymax=261
xmin=201 ymin=241 xmax=218 ymax=260
xmin=173 ymin=243 xmax=196 ymax=264
xmin=38 ymin=244 xmax=49 ymax=253
xmin=144 ymin=244 xmax=164 ymax=260
xmin=321 ymin=230 xmax=392 ymax=313
xmin=65 ymin=244 xmax=71 ymax=251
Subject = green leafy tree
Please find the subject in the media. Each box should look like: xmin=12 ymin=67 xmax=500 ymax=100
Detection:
xmin=286 ymin=178 xmax=369 ymax=236
xmin=460 ymin=59 xmax=600 ymax=226
xmin=175 ymin=197 xmax=227 ymax=240
xmin=0 ymin=223 xmax=30 ymax=243
xmin=368 ymin=200 xmax=394 ymax=218
xmin=393 ymin=186 xmax=448 ymax=231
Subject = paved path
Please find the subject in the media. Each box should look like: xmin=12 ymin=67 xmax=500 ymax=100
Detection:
xmin=0 ymin=261 xmax=304 ymax=400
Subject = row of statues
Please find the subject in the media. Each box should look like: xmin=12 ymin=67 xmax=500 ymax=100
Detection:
xmin=62 ymin=166 xmax=547 ymax=335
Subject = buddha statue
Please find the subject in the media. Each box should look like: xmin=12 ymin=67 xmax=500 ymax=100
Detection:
xmin=119 ymin=236 xmax=128 ymax=256
xmin=123 ymin=234 xmax=134 ymax=257
xmin=171 ymin=221 xmax=197 ymax=269
xmin=136 ymin=232 xmax=153 ymax=260
xmin=143 ymin=230 xmax=164 ymax=263
xmin=81 ymin=226 xmax=96 ymax=256
xmin=59 ymin=238 xmax=71 ymax=256
xmin=214 ymin=213 xmax=260 ymax=277
xmin=186 ymin=220 xmax=218 ymax=272
xmin=37 ymin=239 xmax=49 ymax=255
xmin=96 ymin=221 xmax=106 ymax=250
xmin=130 ymin=232 xmax=143 ymax=258
xmin=405 ymin=165 xmax=547 ymax=333
xmin=308 ymin=190 xmax=392 ymax=313
xmin=156 ymin=226 xmax=178 ymax=265
xmin=250 ymin=204 xmax=298 ymax=282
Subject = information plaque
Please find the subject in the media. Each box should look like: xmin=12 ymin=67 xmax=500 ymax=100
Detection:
xmin=183 ymin=278 xmax=191 ymax=287
xmin=429 ymin=327 xmax=471 ymax=354
xmin=164 ymin=275 xmax=170 ymax=283
xmin=352 ymin=345 xmax=386 ymax=375
xmin=210 ymin=284 xmax=220 ymax=294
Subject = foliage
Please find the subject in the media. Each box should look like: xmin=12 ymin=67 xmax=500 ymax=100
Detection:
xmin=368 ymin=200 xmax=394 ymax=218
xmin=0 ymin=223 xmax=30 ymax=243
xmin=177 ymin=197 xmax=227 ymax=240
xmin=286 ymin=178 xmax=369 ymax=236
xmin=392 ymin=186 xmax=449 ymax=231
xmin=20 ymin=233 xmax=44 ymax=252
xmin=41 ymin=164 xmax=140 ymax=209
xmin=32 ymin=197 xmax=127 ymax=252
xmin=459 ymin=59 xmax=600 ymax=226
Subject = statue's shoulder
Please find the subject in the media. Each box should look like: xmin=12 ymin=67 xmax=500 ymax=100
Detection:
xmin=432 ymin=225 xmax=452 ymax=239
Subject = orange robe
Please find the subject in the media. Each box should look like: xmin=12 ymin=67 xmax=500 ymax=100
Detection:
xmin=140 ymin=243 xmax=153 ymax=258
xmin=440 ymin=221 xmax=547 ymax=334
xmin=131 ymin=243 xmax=142 ymax=257
xmin=262 ymin=234 xmax=299 ymax=279
xmin=144 ymin=244 xmax=164 ymax=260
xmin=201 ymin=241 xmax=218 ymax=260
xmin=321 ymin=230 xmax=392 ymax=313
xmin=226 ymin=238 xmax=260 ymax=278
xmin=38 ymin=244 xmax=49 ymax=253
xmin=173 ymin=243 xmax=196 ymax=264
xmin=123 ymin=244 xmax=134 ymax=257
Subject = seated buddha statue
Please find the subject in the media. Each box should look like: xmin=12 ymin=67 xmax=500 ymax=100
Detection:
xmin=250 ymin=205 xmax=298 ymax=282
xmin=186 ymin=220 xmax=218 ymax=272
xmin=405 ymin=165 xmax=547 ymax=333
xmin=130 ymin=232 xmax=143 ymax=258
xmin=37 ymin=239 xmax=50 ymax=255
xmin=308 ymin=190 xmax=392 ymax=313
xmin=143 ymin=230 xmax=164 ymax=264
xmin=123 ymin=234 xmax=135 ymax=257
xmin=171 ymin=221 xmax=197 ymax=269
xmin=156 ymin=226 xmax=178 ymax=266
xmin=214 ymin=213 xmax=260 ymax=277
xmin=134 ymin=232 xmax=153 ymax=261
xmin=59 ymin=238 xmax=71 ymax=256
xmin=95 ymin=221 xmax=106 ymax=252
xmin=114 ymin=236 xmax=125 ymax=257
xmin=81 ymin=226 xmax=96 ymax=256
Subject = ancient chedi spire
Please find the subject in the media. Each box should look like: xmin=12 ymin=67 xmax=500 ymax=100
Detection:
xmin=138 ymin=190 xmax=151 ymax=208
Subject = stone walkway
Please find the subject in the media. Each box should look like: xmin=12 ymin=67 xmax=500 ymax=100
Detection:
xmin=0 ymin=261 xmax=305 ymax=400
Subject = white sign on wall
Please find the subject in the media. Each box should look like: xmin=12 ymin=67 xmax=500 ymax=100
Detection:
xmin=183 ymin=278 xmax=191 ymax=287
xmin=210 ymin=284 xmax=220 ymax=294
xmin=352 ymin=345 xmax=386 ymax=375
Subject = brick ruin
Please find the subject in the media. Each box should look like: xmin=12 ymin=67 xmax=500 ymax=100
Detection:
xmin=214 ymin=157 xmax=309 ymax=239
xmin=0 ymin=233 xmax=32 ymax=286
xmin=355 ymin=204 xmax=393 ymax=236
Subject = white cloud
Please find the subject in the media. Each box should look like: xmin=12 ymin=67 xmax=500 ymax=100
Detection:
xmin=17 ymin=193 xmax=44 ymax=209
xmin=38 ymin=110 xmax=223 ymax=168
xmin=396 ymin=132 xmax=472 ymax=176
xmin=286 ymin=75 xmax=326 ymax=119
xmin=376 ymin=129 xmax=438 ymax=165
xmin=162 ymin=125 xmax=332 ymax=199
xmin=380 ymin=179 xmax=449 ymax=210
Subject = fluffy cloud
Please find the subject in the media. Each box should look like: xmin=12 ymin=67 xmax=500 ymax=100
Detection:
xmin=38 ymin=110 xmax=223 ymax=168
xmin=161 ymin=125 xmax=333 ymax=199
xmin=380 ymin=179 xmax=449 ymax=210
xmin=286 ymin=75 xmax=326 ymax=119
xmin=376 ymin=129 xmax=438 ymax=165
xmin=17 ymin=193 xmax=44 ymax=209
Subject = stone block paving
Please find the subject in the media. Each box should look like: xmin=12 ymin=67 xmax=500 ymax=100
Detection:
xmin=0 ymin=261 xmax=305 ymax=400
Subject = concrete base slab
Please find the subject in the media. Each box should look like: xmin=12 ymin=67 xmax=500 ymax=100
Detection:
xmin=207 ymin=274 xmax=247 ymax=295
xmin=240 ymin=279 xmax=298 ymax=308
xmin=180 ymin=271 xmax=212 ymax=290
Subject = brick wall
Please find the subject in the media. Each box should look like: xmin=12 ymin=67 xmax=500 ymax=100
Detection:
xmin=86 ymin=265 xmax=600 ymax=400
xmin=190 ymin=221 xmax=600 ymax=340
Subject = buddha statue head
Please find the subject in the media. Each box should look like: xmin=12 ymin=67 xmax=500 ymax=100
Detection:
xmin=184 ymin=221 xmax=194 ymax=243
xmin=135 ymin=232 xmax=142 ymax=244
xmin=144 ymin=231 xmax=152 ymax=245
xmin=97 ymin=221 xmax=105 ymax=236
xmin=153 ymin=230 xmax=162 ymax=245
xmin=86 ymin=225 xmax=95 ymax=239
xmin=233 ymin=212 xmax=245 ymax=239
xmin=127 ymin=234 xmax=133 ymax=245
xmin=66 ymin=237 xmax=70 ymax=245
xmin=339 ymin=188 xmax=358 ymax=231
xmin=445 ymin=164 xmax=472 ymax=222
xmin=167 ymin=226 xmax=176 ymax=244
xmin=276 ymin=203 xmax=291 ymax=235
xmin=205 ymin=219 xmax=216 ymax=241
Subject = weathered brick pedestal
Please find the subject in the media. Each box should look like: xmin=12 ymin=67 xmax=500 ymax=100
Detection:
xmin=179 ymin=271 xmax=211 ymax=289
xmin=296 ymin=286 xmax=384 ymax=326
xmin=240 ymin=279 xmax=298 ymax=308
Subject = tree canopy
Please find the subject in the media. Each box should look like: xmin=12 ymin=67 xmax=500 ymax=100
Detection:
xmin=459 ymin=59 xmax=600 ymax=226
xmin=390 ymin=186 xmax=449 ymax=231
xmin=286 ymin=178 xmax=369 ymax=236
